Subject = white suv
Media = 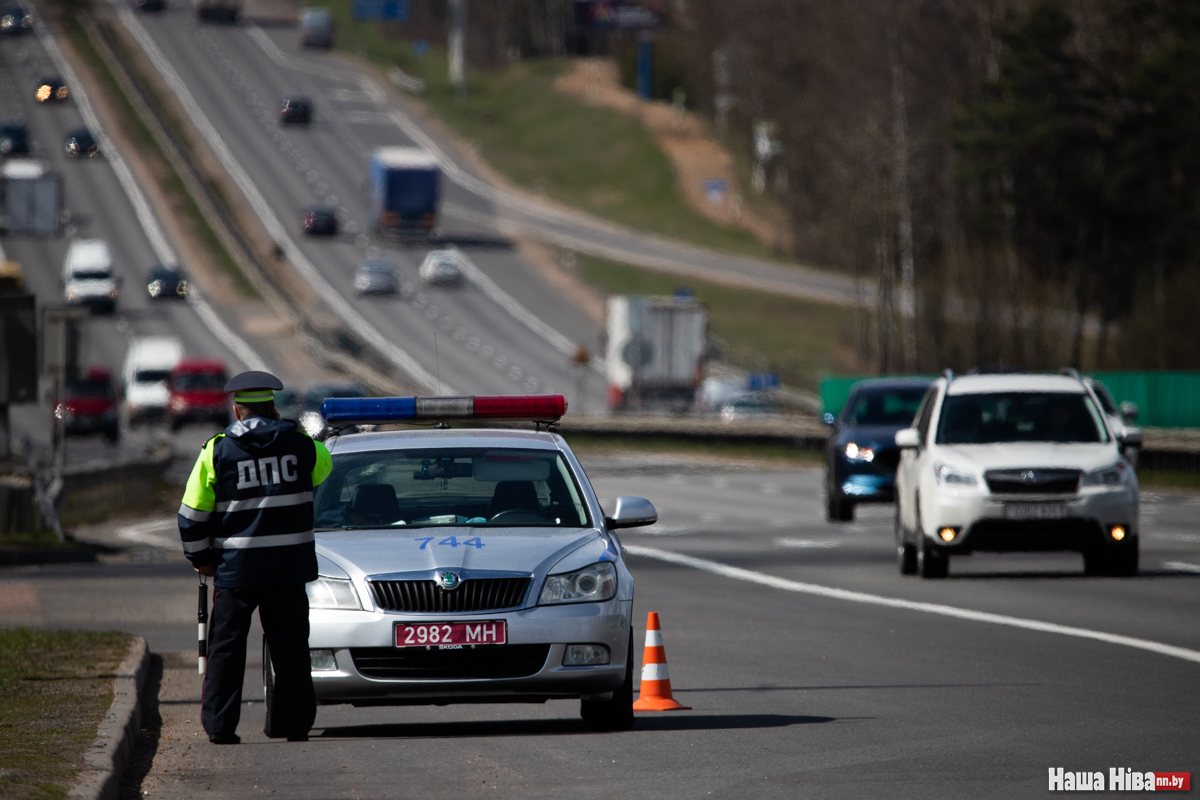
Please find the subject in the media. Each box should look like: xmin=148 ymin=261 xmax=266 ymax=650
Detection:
xmin=894 ymin=372 xmax=1142 ymax=579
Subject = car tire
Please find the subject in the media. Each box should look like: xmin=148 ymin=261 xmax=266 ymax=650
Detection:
xmin=1082 ymin=548 xmax=1108 ymax=576
xmin=895 ymin=509 xmax=916 ymax=575
xmin=263 ymin=639 xmax=285 ymax=739
xmin=1108 ymin=538 xmax=1139 ymax=577
xmin=580 ymin=630 xmax=635 ymax=732
xmin=169 ymin=418 xmax=183 ymax=433
xmin=825 ymin=489 xmax=854 ymax=522
xmin=104 ymin=426 xmax=120 ymax=445
xmin=917 ymin=536 xmax=948 ymax=579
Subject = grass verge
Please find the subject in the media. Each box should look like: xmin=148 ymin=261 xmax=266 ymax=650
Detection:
xmin=323 ymin=3 xmax=781 ymax=261
xmin=0 ymin=629 xmax=130 ymax=800
xmin=575 ymin=253 xmax=866 ymax=391
xmin=1137 ymin=469 xmax=1200 ymax=492
xmin=565 ymin=432 xmax=824 ymax=467
xmin=50 ymin=5 xmax=258 ymax=298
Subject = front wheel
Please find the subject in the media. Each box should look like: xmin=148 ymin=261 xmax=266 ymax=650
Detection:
xmin=580 ymin=630 xmax=635 ymax=732
xmin=917 ymin=536 xmax=948 ymax=579
xmin=896 ymin=509 xmax=916 ymax=575
xmin=262 ymin=640 xmax=285 ymax=738
xmin=825 ymin=489 xmax=854 ymax=522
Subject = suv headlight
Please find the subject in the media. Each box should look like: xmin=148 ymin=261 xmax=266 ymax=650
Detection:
xmin=1083 ymin=461 xmax=1128 ymax=487
xmin=306 ymin=577 xmax=361 ymax=609
xmin=844 ymin=442 xmax=875 ymax=463
xmin=934 ymin=462 xmax=977 ymax=486
xmin=538 ymin=562 xmax=617 ymax=606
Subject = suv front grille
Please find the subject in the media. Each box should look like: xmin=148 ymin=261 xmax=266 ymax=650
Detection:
xmin=985 ymin=468 xmax=1081 ymax=495
xmin=350 ymin=644 xmax=550 ymax=679
xmin=369 ymin=578 xmax=530 ymax=612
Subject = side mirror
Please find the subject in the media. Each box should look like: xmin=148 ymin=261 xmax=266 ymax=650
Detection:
xmin=821 ymin=412 xmax=836 ymax=426
xmin=895 ymin=428 xmax=921 ymax=449
xmin=605 ymin=496 xmax=657 ymax=529
xmin=1120 ymin=402 xmax=1140 ymax=424
xmin=1118 ymin=428 xmax=1143 ymax=450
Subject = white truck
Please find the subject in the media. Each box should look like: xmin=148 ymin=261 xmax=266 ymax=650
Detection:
xmin=605 ymin=295 xmax=708 ymax=412
xmin=62 ymin=239 xmax=118 ymax=314
xmin=122 ymin=336 xmax=183 ymax=424
xmin=1 ymin=159 xmax=61 ymax=235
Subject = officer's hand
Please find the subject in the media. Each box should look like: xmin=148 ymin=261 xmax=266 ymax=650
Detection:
xmin=194 ymin=564 xmax=216 ymax=577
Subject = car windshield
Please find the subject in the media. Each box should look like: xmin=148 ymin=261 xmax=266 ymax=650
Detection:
xmin=72 ymin=270 xmax=112 ymax=281
xmin=66 ymin=378 xmax=111 ymax=398
xmin=314 ymin=447 xmax=592 ymax=529
xmin=362 ymin=261 xmax=392 ymax=273
xmin=846 ymin=387 xmax=926 ymax=426
xmin=134 ymin=369 xmax=171 ymax=384
xmin=936 ymin=392 xmax=1108 ymax=445
xmin=174 ymin=372 xmax=224 ymax=391
xmin=150 ymin=267 xmax=180 ymax=280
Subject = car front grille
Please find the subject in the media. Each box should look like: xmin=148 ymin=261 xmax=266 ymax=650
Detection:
xmin=350 ymin=644 xmax=551 ymax=680
xmin=985 ymin=468 xmax=1081 ymax=495
xmin=873 ymin=448 xmax=901 ymax=473
xmin=369 ymin=578 xmax=531 ymax=613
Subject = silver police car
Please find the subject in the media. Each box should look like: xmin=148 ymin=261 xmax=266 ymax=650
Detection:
xmin=281 ymin=395 xmax=655 ymax=732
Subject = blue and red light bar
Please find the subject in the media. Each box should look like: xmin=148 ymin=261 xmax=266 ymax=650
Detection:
xmin=319 ymin=394 xmax=567 ymax=424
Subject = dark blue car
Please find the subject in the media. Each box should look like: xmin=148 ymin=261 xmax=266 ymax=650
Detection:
xmin=824 ymin=378 xmax=933 ymax=521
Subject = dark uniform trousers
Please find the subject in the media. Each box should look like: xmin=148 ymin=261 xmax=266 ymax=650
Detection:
xmin=203 ymin=583 xmax=316 ymax=738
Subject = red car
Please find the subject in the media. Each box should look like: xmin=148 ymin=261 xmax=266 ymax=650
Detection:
xmin=168 ymin=360 xmax=230 ymax=431
xmin=57 ymin=367 xmax=119 ymax=443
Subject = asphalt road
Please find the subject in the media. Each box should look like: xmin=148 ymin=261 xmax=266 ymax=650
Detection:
xmin=115 ymin=0 xmax=611 ymax=411
xmin=4 ymin=463 xmax=1197 ymax=798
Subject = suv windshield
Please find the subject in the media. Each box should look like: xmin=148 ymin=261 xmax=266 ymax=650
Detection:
xmin=315 ymin=448 xmax=591 ymax=529
xmin=173 ymin=372 xmax=224 ymax=391
xmin=936 ymin=392 xmax=1108 ymax=445
xmin=66 ymin=378 xmax=112 ymax=398
xmin=846 ymin=387 xmax=926 ymax=426
xmin=134 ymin=369 xmax=171 ymax=383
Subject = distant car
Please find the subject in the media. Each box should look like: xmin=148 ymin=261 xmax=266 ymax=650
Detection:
xmin=719 ymin=393 xmax=778 ymax=421
xmin=274 ymin=388 xmax=301 ymax=420
xmin=304 ymin=382 xmax=365 ymax=413
xmin=298 ymin=7 xmax=334 ymax=48
xmin=62 ymin=239 xmax=118 ymax=314
xmin=145 ymin=263 xmax=188 ymax=300
xmin=0 ymin=121 xmax=30 ymax=155
xmin=135 ymin=0 xmax=165 ymax=11
xmin=418 ymin=249 xmax=463 ymax=286
xmin=35 ymin=75 xmax=68 ymax=103
xmin=0 ymin=4 xmax=32 ymax=34
xmin=302 ymin=206 xmax=338 ymax=236
xmin=168 ymin=359 xmax=230 ymax=431
xmin=354 ymin=258 xmax=398 ymax=295
xmin=280 ymin=96 xmax=312 ymax=125
xmin=64 ymin=127 xmax=98 ymax=158
xmin=124 ymin=336 xmax=184 ymax=424
xmin=824 ymin=377 xmax=933 ymax=522
xmin=58 ymin=367 xmax=119 ymax=443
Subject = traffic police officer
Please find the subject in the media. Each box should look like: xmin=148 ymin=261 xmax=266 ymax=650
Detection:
xmin=177 ymin=371 xmax=332 ymax=744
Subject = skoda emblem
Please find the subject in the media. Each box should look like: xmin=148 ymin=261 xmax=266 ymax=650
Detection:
xmin=435 ymin=571 xmax=461 ymax=590
xmin=1021 ymin=470 xmax=1038 ymax=483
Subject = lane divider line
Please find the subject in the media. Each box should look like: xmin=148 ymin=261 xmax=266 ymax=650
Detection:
xmin=624 ymin=545 xmax=1200 ymax=666
xmin=38 ymin=14 xmax=267 ymax=372
xmin=117 ymin=5 xmax=444 ymax=393
xmin=1163 ymin=561 xmax=1200 ymax=574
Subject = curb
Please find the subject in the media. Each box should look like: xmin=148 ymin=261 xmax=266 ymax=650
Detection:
xmin=69 ymin=636 xmax=150 ymax=800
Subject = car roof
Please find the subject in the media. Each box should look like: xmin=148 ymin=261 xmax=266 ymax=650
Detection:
xmin=945 ymin=373 xmax=1086 ymax=395
xmin=173 ymin=359 xmax=226 ymax=373
xmin=327 ymin=428 xmax=565 ymax=455
xmin=850 ymin=377 xmax=934 ymax=392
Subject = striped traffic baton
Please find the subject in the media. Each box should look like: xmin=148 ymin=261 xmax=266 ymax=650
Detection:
xmin=197 ymin=575 xmax=208 ymax=675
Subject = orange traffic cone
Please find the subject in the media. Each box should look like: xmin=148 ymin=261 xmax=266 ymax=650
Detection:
xmin=632 ymin=611 xmax=691 ymax=711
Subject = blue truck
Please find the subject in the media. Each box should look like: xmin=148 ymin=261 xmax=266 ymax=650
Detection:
xmin=369 ymin=147 xmax=440 ymax=237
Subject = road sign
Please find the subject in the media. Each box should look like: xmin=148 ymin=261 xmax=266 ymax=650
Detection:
xmin=574 ymin=0 xmax=662 ymax=30
xmin=747 ymin=372 xmax=780 ymax=391
xmin=621 ymin=336 xmax=653 ymax=370
xmin=703 ymin=178 xmax=728 ymax=206
xmin=352 ymin=0 xmax=409 ymax=22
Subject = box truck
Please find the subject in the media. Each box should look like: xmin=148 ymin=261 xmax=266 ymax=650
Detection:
xmin=605 ymin=295 xmax=708 ymax=411
xmin=369 ymin=147 xmax=440 ymax=237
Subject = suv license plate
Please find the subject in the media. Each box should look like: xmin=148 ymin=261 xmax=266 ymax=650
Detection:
xmin=1004 ymin=503 xmax=1067 ymax=520
xmin=395 ymin=621 xmax=507 ymax=648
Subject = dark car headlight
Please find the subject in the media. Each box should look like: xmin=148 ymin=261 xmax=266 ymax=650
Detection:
xmin=538 ymin=562 xmax=617 ymax=606
xmin=843 ymin=442 xmax=875 ymax=463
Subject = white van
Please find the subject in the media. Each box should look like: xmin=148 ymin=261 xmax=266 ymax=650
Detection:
xmin=123 ymin=336 xmax=183 ymax=424
xmin=62 ymin=239 xmax=118 ymax=313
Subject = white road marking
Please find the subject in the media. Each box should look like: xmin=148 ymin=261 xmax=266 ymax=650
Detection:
xmin=37 ymin=15 xmax=267 ymax=373
xmin=625 ymin=545 xmax=1200 ymax=666
xmin=776 ymin=538 xmax=840 ymax=549
xmin=1163 ymin=561 xmax=1200 ymax=574
xmin=117 ymin=6 xmax=443 ymax=392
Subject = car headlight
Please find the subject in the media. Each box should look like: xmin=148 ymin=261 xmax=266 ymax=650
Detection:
xmin=538 ymin=562 xmax=617 ymax=606
xmin=306 ymin=577 xmax=361 ymax=610
xmin=107 ymin=288 xmax=118 ymax=299
xmin=56 ymin=87 xmax=68 ymax=100
xmin=176 ymin=280 xmax=187 ymax=295
xmin=35 ymin=85 xmax=50 ymax=101
xmin=1084 ymin=461 xmax=1128 ymax=487
xmin=147 ymin=280 xmax=162 ymax=296
xmin=844 ymin=442 xmax=875 ymax=463
xmin=934 ymin=462 xmax=977 ymax=486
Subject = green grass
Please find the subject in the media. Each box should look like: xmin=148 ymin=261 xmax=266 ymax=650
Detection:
xmin=323 ymin=3 xmax=782 ymax=260
xmin=1137 ymin=469 xmax=1200 ymax=492
xmin=576 ymin=253 xmax=866 ymax=391
xmin=0 ymin=630 xmax=130 ymax=800
xmin=565 ymin=433 xmax=824 ymax=466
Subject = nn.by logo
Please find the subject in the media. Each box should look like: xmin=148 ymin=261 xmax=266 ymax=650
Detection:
xmin=1048 ymin=768 xmax=1190 ymax=791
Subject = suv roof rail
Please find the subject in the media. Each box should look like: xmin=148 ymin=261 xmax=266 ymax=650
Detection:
xmin=942 ymin=368 xmax=954 ymax=383
xmin=1058 ymin=367 xmax=1083 ymax=380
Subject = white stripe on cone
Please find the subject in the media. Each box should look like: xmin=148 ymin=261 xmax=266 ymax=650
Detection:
xmin=645 ymin=629 xmax=663 ymax=647
xmin=641 ymin=662 xmax=670 ymax=681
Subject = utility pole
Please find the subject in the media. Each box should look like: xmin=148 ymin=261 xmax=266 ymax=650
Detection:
xmin=890 ymin=19 xmax=917 ymax=371
xmin=448 ymin=0 xmax=467 ymax=98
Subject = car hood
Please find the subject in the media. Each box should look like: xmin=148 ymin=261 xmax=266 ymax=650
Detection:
xmin=126 ymin=382 xmax=168 ymax=406
xmin=66 ymin=397 xmax=114 ymax=414
xmin=67 ymin=278 xmax=116 ymax=295
xmin=316 ymin=528 xmax=602 ymax=583
xmin=173 ymin=389 xmax=225 ymax=405
xmin=934 ymin=442 xmax=1120 ymax=473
